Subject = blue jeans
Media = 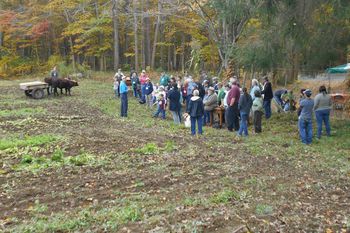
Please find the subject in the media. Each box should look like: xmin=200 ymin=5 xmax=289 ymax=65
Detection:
xmin=114 ymin=89 xmax=118 ymax=98
xmin=154 ymin=106 xmax=165 ymax=119
xmin=132 ymin=86 xmax=138 ymax=98
xmin=203 ymin=111 xmax=210 ymax=125
xmin=141 ymin=84 xmax=146 ymax=102
xmin=274 ymin=96 xmax=282 ymax=106
xmin=299 ymin=118 xmax=312 ymax=144
xmin=190 ymin=116 xmax=203 ymax=135
xmin=171 ymin=111 xmax=180 ymax=124
xmin=315 ymin=109 xmax=331 ymax=138
xmin=238 ymin=112 xmax=249 ymax=136
xmin=120 ymin=93 xmax=128 ymax=117
xmin=263 ymin=99 xmax=272 ymax=119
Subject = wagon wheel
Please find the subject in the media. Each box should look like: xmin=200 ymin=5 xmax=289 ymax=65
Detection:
xmin=24 ymin=90 xmax=32 ymax=97
xmin=32 ymin=88 xmax=45 ymax=99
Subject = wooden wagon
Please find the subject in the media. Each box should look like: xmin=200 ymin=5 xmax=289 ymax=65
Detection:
xmin=19 ymin=81 xmax=48 ymax=99
xmin=330 ymin=93 xmax=350 ymax=110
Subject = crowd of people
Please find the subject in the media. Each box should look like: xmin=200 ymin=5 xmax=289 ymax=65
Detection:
xmin=112 ymin=69 xmax=333 ymax=144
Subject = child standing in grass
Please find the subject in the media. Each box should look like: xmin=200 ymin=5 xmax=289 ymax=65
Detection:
xmin=252 ymin=90 xmax=264 ymax=133
xmin=153 ymin=93 xmax=166 ymax=119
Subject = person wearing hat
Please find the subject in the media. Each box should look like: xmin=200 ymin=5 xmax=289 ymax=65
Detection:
xmin=261 ymin=76 xmax=273 ymax=119
xmin=119 ymin=76 xmax=128 ymax=117
xmin=298 ymin=89 xmax=314 ymax=144
xmin=203 ymin=86 xmax=218 ymax=126
xmin=186 ymin=89 xmax=204 ymax=136
xmin=139 ymin=70 xmax=149 ymax=103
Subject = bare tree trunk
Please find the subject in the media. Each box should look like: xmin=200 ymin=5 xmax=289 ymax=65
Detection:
xmin=112 ymin=0 xmax=120 ymax=70
xmin=144 ymin=0 xmax=151 ymax=67
xmin=63 ymin=9 xmax=76 ymax=73
xmin=68 ymin=36 xmax=76 ymax=72
xmin=133 ymin=0 xmax=139 ymax=71
xmin=151 ymin=0 xmax=161 ymax=70
xmin=181 ymin=33 xmax=185 ymax=73
xmin=140 ymin=0 xmax=145 ymax=69
xmin=167 ymin=45 xmax=171 ymax=71
xmin=159 ymin=23 xmax=164 ymax=70
xmin=173 ymin=45 xmax=177 ymax=70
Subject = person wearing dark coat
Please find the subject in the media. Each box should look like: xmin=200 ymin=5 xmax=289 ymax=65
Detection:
xmin=168 ymin=83 xmax=181 ymax=124
xmin=186 ymin=89 xmax=204 ymax=135
xmin=238 ymin=87 xmax=253 ymax=136
xmin=261 ymin=76 xmax=273 ymax=119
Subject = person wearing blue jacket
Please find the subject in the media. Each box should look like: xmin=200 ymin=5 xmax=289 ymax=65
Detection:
xmin=144 ymin=78 xmax=154 ymax=108
xmin=119 ymin=76 xmax=128 ymax=117
xmin=186 ymin=89 xmax=204 ymax=135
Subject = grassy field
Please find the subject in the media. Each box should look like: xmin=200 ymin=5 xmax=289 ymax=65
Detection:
xmin=0 ymin=77 xmax=349 ymax=232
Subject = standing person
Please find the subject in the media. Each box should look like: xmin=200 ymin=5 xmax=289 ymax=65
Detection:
xmin=297 ymin=88 xmax=306 ymax=116
xmin=203 ymin=87 xmax=218 ymax=126
xmin=186 ymin=77 xmax=198 ymax=107
xmin=139 ymin=70 xmax=149 ymax=103
xmin=314 ymin=85 xmax=332 ymax=139
xmin=113 ymin=79 xmax=119 ymax=98
xmin=50 ymin=66 xmax=59 ymax=94
xmin=119 ymin=76 xmax=128 ymax=117
xmin=168 ymin=83 xmax=181 ymax=124
xmin=159 ymin=72 xmax=170 ymax=88
xmin=114 ymin=68 xmax=124 ymax=98
xmin=212 ymin=77 xmax=219 ymax=93
xmin=186 ymin=90 xmax=204 ymax=136
xmin=250 ymin=79 xmax=260 ymax=101
xmin=50 ymin=66 xmax=59 ymax=79
xmin=238 ymin=87 xmax=253 ymax=136
xmin=217 ymin=83 xmax=225 ymax=106
xmin=130 ymin=71 xmax=140 ymax=98
xmin=298 ymin=89 xmax=314 ymax=144
xmin=252 ymin=90 xmax=264 ymax=133
xmin=226 ymin=79 xmax=241 ymax=132
xmin=261 ymin=76 xmax=273 ymax=119
xmin=144 ymin=78 xmax=154 ymax=108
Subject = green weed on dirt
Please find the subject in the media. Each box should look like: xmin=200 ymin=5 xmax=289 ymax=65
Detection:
xmin=0 ymin=134 xmax=59 ymax=150
xmin=9 ymin=199 xmax=142 ymax=232
xmin=13 ymin=149 xmax=104 ymax=173
xmin=0 ymin=107 xmax=46 ymax=117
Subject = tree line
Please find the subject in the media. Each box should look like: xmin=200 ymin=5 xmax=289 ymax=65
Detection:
xmin=0 ymin=0 xmax=349 ymax=82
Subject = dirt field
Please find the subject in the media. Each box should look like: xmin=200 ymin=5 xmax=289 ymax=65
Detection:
xmin=0 ymin=78 xmax=349 ymax=232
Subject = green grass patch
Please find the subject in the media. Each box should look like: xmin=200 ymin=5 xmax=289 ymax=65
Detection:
xmin=134 ymin=143 xmax=159 ymax=155
xmin=13 ymin=149 xmax=104 ymax=173
xmin=0 ymin=134 xmax=60 ymax=150
xmin=255 ymin=204 xmax=274 ymax=216
xmin=133 ymin=141 xmax=178 ymax=155
xmin=9 ymin=200 xmax=143 ymax=232
xmin=0 ymin=107 xmax=46 ymax=117
xmin=210 ymin=189 xmax=238 ymax=204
